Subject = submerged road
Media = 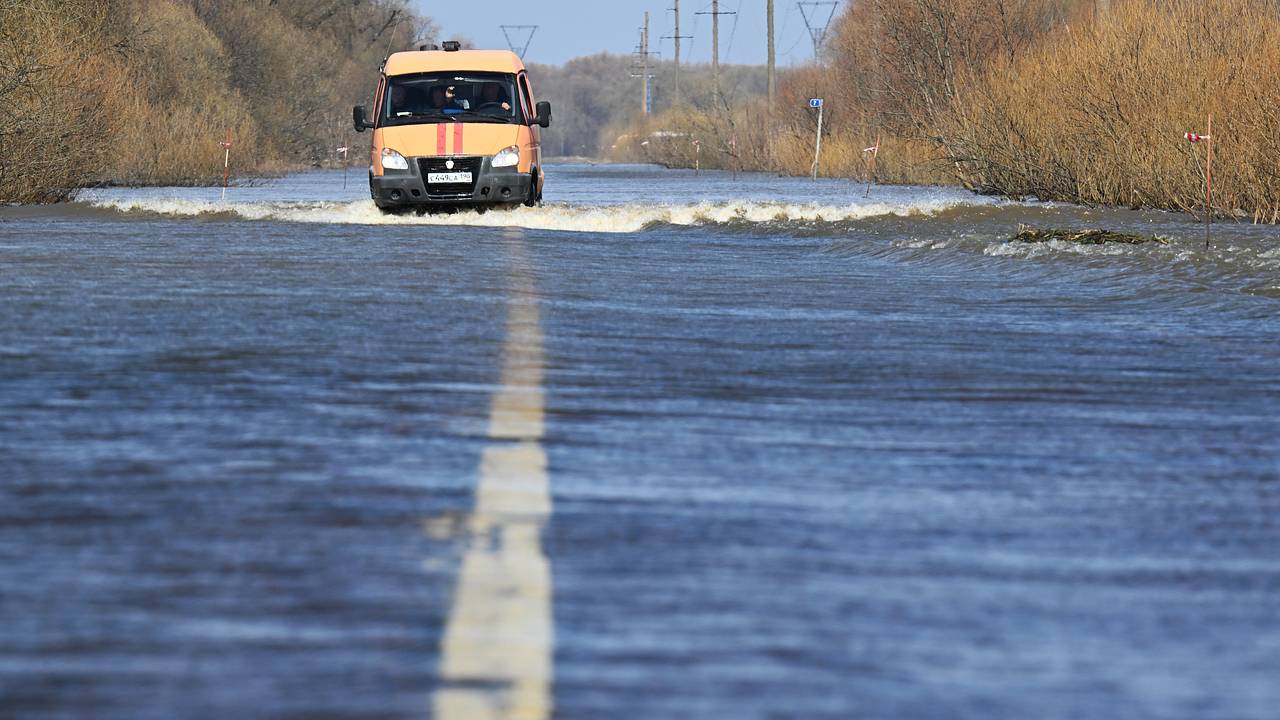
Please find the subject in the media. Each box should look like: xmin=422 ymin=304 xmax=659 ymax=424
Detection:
xmin=2 ymin=164 xmax=1279 ymax=718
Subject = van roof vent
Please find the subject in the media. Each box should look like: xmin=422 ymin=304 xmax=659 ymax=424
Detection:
xmin=419 ymin=43 xmax=439 ymax=51
xmin=442 ymin=41 xmax=461 ymax=52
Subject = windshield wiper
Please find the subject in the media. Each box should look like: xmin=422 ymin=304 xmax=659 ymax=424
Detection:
xmin=388 ymin=110 xmax=514 ymax=126
xmin=391 ymin=110 xmax=510 ymax=124
xmin=394 ymin=111 xmax=452 ymax=121
xmin=445 ymin=110 xmax=512 ymax=123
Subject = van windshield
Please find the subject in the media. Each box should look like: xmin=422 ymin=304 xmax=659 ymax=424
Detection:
xmin=380 ymin=72 xmax=524 ymax=126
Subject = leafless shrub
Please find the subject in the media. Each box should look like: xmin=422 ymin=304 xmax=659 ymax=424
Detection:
xmin=947 ymin=0 xmax=1280 ymax=220
xmin=612 ymin=0 xmax=1280 ymax=222
xmin=0 ymin=0 xmax=120 ymax=202
xmin=2 ymin=0 xmax=433 ymax=201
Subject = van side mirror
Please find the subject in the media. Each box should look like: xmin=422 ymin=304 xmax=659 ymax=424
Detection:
xmin=534 ymin=101 xmax=551 ymax=128
xmin=353 ymin=105 xmax=372 ymax=132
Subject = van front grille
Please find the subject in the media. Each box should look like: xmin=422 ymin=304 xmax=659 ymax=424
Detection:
xmin=419 ymin=156 xmax=482 ymax=199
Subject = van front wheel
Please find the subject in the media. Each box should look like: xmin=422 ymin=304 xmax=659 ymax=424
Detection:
xmin=523 ymin=169 xmax=541 ymax=207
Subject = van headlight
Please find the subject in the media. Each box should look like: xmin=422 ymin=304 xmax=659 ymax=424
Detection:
xmin=381 ymin=148 xmax=409 ymax=171
xmin=492 ymin=145 xmax=520 ymax=168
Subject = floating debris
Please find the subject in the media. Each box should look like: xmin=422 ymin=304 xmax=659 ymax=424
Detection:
xmin=1013 ymin=226 xmax=1169 ymax=245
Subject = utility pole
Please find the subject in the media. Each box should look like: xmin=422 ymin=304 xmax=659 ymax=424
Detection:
xmin=643 ymin=12 xmax=650 ymax=115
xmin=712 ymin=0 xmax=719 ymax=95
xmin=767 ymin=0 xmax=776 ymax=103
xmin=798 ymin=1 xmax=838 ymax=61
xmin=498 ymin=25 xmax=538 ymax=57
xmin=696 ymin=1 xmax=736 ymax=104
xmin=630 ymin=14 xmax=657 ymax=115
xmin=662 ymin=0 xmax=692 ymax=104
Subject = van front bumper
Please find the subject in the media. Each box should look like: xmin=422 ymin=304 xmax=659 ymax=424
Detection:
xmin=370 ymin=155 xmax=531 ymax=208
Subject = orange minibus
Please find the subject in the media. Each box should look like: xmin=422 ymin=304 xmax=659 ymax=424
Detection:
xmin=353 ymin=41 xmax=551 ymax=210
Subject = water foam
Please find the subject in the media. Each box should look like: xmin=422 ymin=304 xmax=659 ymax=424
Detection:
xmin=1258 ymin=246 xmax=1280 ymax=268
xmin=985 ymin=239 xmax=1138 ymax=259
xmin=86 ymin=196 xmax=987 ymax=234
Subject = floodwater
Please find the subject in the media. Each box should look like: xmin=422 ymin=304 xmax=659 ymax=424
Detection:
xmin=2 ymin=164 xmax=1278 ymax=719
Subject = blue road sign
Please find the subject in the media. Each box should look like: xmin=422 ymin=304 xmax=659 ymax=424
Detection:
xmin=809 ymin=98 xmax=824 ymax=108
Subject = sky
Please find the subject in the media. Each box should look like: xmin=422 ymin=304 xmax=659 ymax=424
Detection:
xmin=415 ymin=1 xmax=840 ymax=68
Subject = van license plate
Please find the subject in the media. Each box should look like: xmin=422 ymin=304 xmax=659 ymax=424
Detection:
xmin=427 ymin=172 xmax=472 ymax=184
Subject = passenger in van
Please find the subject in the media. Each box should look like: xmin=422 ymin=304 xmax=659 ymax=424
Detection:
xmin=389 ymin=84 xmax=409 ymax=114
xmin=429 ymin=85 xmax=466 ymax=113
xmin=390 ymin=85 xmax=429 ymax=116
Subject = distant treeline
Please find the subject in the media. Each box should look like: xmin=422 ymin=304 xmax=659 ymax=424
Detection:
xmin=615 ymin=0 xmax=1280 ymax=222
xmin=530 ymin=54 xmax=766 ymax=159
xmin=1 ymin=0 xmax=435 ymax=203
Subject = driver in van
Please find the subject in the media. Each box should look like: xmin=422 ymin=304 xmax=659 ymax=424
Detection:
xmin=477 ymin=83 xmax=512 ymax=113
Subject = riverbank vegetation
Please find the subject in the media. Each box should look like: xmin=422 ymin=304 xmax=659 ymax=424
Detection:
xmin=613 ymin=0 xmax=1280 ymax=221
xmin=1 ymin=0 xmax=434 ymax=203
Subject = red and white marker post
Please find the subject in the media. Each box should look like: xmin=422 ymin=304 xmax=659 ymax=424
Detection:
xmin=219 ymin=130 xmax=233 ymax=202
xmin=1184 ymin=115 xmax=1213 ymax=248
xmin=337 ymin=146 xmax=349 ymax=190
xmin=730 ymin=134 xmax=738 ymax=181
xmin=863 ymin=133 xmax=881 ymax=198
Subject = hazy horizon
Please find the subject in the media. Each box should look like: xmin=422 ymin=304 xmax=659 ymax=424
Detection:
xmin=416 ymin=0 xmax=836 ymax=67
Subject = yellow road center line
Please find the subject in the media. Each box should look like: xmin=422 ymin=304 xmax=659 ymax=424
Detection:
xmin=432 ymin=231 xmax=552 ymax=720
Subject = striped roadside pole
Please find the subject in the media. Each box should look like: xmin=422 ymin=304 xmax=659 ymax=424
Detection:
xmin=219 ymin=131 xmax=233 ymax=202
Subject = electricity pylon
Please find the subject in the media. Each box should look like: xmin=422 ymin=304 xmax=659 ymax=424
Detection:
xmin=499 ymin=25 xmax=538 ymax=57
xmin=798 ymin=2 xmax=838 ymax=61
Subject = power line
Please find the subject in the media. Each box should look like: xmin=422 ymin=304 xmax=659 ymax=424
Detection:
xmin=778 ymin=4 xmax=800 ymax=56
xmin=724 ymin=0 xmax=741 ymax=62
xmin=781 ymin=7 xmax=808 ymax=58
xmin=498 ymin=25 xmax=538 ymax=57
xmin=688 ymin=5 xmax=701 ymax=59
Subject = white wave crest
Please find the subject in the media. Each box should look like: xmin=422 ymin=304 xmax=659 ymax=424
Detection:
xmin=86 ymin=196 xmax=987 ymax=234
xmin=985 ymin=239 xmax=1134 ymax=258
